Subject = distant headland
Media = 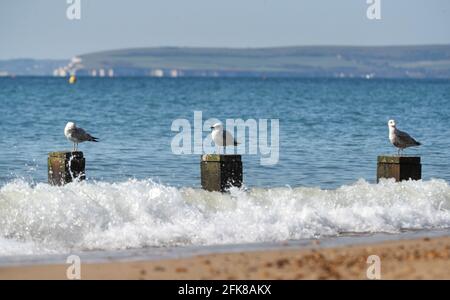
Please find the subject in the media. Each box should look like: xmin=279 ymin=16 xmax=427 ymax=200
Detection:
xmin=1 ymin=45 xmax=450 ymax=79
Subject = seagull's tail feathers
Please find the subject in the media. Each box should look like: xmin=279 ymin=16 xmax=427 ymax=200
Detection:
xmin=88 ymin=135 xmax=99 ymax=142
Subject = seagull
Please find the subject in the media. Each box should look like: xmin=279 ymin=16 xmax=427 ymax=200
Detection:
xmin=210 ymin=123 xmax=239 ymax=154
xmin=64 ymin=122 xmax=98 ymax=151
xmin=388 ymin=119 xmax=421 ymax=155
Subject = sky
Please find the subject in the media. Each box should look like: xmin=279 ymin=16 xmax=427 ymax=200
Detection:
xmin=0 ymin=0 xmax=449 ymax=59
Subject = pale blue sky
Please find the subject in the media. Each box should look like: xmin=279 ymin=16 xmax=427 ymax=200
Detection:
xmin=0 ymin=0 xmax=449 ymax=59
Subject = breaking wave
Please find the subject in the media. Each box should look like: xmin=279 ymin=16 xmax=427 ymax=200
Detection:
xmin=0 ymin=178 xmax=449 ymax=256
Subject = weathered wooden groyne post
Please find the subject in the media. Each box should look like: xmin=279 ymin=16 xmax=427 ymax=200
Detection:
xmin=377 ymin=156 xmax=421 ymax=183
xmin=201 ymin=154 xmax=243 ymax=192
xmin=48 ymin=151 xmax=85 ymax=185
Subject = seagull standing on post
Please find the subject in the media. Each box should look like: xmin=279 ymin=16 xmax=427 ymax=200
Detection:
xmin=388 ymin=119 xmax=421 ymax=155
xmin=210 ymin=123 xmax=239 ymax=154
xmin=64 ymin=122 xmax=99 ymax=151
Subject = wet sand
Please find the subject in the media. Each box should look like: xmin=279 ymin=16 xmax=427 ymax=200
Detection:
xmin=0 ymin=235 xmax=449 ymax=279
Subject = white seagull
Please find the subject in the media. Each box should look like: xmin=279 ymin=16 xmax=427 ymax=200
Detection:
xmin=388 ymin=119 xmax=421 ymax=155
xmin=210 ymin=123 xmax=239 ymax=154
xmin=64 ymin=122 xmax=99 ymax=151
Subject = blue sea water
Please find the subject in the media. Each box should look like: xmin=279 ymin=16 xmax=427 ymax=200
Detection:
xmin=1 ymin=77 xmax=450 ymax=255
xmin=0 ymin=77 xmax=449 ymax=188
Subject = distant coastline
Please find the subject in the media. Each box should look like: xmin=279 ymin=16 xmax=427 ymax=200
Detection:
xmin=1 ymin=45 xmax=450 ymax=79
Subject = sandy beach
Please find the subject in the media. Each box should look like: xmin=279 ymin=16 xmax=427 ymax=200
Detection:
xmin=0 ymin=235 xmax=448 ymax=280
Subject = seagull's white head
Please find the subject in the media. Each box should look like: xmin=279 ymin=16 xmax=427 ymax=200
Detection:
xmin=65 ymin=122 xmax=76 ymax=134
xmin=210 ymin=123 xmax=223 ymax=131
xmin=388 ymin=119 xmax=396 ymax=128
xmin=65 ymin=122 xmax=76 ymax=129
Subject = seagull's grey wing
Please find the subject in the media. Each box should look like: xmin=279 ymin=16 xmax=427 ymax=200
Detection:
xmin=73 ymin=127 xmax=98 ymax=142
xmin=223 ymin=130 xmax=238 ymax=146
xmin=396 ymin=129 xmax=420 ymax=146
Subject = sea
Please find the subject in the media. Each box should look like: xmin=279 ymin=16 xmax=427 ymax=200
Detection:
xmin=0 ymin=77 xmax=449 ymax=257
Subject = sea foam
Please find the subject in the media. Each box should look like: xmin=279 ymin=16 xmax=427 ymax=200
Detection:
xmin=0 ymin=178 xmax=449 ymax=256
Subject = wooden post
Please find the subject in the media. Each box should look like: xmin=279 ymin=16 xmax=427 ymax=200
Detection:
xmin=377 ymin=156 xmax=421 ymax=183
xmin=48 ymin=151 xmax=85 ymax=185
xmin=201 ymin=154 xmax=243 ymax=192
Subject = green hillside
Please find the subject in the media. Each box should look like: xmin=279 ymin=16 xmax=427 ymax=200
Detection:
xmin=73 ymin=45 xmax=450 ymax=78
xmin=3 ymin=45 xmax=450 ymax=78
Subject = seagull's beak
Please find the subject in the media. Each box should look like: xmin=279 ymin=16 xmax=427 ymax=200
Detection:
xmin=210 ymin=126 xmax=214 ymax=129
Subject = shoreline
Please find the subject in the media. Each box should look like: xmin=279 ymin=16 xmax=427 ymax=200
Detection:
xmin=0 ymin=230 xmax=449 ymax=279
